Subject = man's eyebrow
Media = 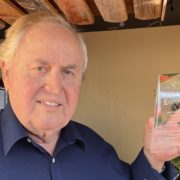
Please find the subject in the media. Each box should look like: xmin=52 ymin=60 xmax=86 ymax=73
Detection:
xmin=64 ymin=64 xmax=79 ymax=69
xmin=32 ymin=59 xmax=48 ymax=65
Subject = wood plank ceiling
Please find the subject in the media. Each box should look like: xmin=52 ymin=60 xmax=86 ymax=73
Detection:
xmin=0 ymin=0 xmax=169 ymax=34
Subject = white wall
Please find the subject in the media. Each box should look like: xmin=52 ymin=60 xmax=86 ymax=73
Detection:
xmin=73 ymin=25 xmax=180 ymax=163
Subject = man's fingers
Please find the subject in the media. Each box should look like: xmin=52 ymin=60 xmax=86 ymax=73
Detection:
xmin=146 ymin=117 xmax=155 ymax=131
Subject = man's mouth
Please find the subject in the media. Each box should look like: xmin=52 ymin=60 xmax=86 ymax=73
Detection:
xmin=37 ymin=100 xmax=61 ymax=107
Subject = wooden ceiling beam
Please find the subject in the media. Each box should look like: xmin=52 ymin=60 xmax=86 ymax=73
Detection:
xmin=94 ymin=0 xmax=128 ymax=22
xmin=133 ymin=0 xmax=163 ymax=20
xmin=14 ymin=0 xmax=58 ymax=15
xmin=161 ymin=0 xmax=167 ymax=21
xmin=0 ymin=0 xmax=24 ymax=24
xmin=54 ymin=0 xmax=94 ymax=25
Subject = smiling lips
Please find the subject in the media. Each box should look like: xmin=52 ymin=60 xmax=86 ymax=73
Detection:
xmin=37 ymin=100 xmax=61 ymax=107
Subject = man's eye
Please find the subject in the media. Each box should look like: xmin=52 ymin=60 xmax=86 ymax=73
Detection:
xmin=36 ymin=66 xmax=46 ymax=72
xmin=64 ymin=69 xmax=73 ymax=76
xmin=28 ymin=64 xmax=49 ymax=78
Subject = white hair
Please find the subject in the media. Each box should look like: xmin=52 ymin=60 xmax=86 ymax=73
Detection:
xmin=0 ymin=12 xmax=88 ymax=73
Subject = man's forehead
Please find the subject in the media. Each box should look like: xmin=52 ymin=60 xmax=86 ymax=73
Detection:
xmin=25 ymin=21 xmax=77 ymax=40
xmin=14 ymin=21 xmax=79 ymax=54
xmin=12 ymin=21 xmax=83 ymax=66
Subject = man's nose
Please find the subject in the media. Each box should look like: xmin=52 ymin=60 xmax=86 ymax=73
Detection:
xmin=44 ymin=71 xmax=63 ymax=94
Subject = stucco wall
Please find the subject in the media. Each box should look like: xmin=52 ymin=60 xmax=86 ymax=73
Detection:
xmin=73 ymin=25 xmax=180 ymax=163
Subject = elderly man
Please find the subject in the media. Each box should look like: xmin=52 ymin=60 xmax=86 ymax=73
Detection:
xmin=0 ymin=13 xmax=179 ymax=180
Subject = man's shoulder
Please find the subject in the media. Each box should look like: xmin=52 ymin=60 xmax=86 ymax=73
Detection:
xmin=70 ymin=120 xmax=105 ymax=142
xmin=70 ymin=120 xmax=130 ymax=172
xmin=70 ymin=120 xmax=115 ymax=153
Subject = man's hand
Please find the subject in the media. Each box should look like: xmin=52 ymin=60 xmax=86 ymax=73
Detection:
xmin=143 ymin=116 xmax=180 ymax=172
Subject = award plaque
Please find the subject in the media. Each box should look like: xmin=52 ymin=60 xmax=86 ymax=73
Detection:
xmin=151 ymin=73 xmax=180 ymax=152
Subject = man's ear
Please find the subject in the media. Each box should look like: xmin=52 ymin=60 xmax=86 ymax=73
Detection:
xmin=0 ymin=60 xmax=10 ymax=91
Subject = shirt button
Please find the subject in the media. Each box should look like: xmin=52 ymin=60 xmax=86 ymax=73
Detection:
xmin=52 ymin=157 xmax=56 ymax=163
xmin=27 ymin=138 xmax=32 ymax=143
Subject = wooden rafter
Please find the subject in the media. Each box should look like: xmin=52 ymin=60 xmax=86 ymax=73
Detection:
xmin=15 ymin=0 xmax=58 ymax=14
xmin=133 ymin=0 xmax=163 ymax=20
xmin=54 ymin=0 xmax=94 ymax=25
xmin=94 ymin=0 xmax=128 ymax=22
xmin=161 ymin=0 xmax=167 ymax=21
xmin=0 ymin=0 xmax=24 ymax=24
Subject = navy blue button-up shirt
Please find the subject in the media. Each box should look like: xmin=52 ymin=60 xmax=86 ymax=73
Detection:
xmin=0 ymin=103 xmax=178 ymax=180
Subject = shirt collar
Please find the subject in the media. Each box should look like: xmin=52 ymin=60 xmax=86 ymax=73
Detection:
xmin=0 ymin=102 xmax=28 ymax=156
xmin=56 ymin=121 xmax=86 ymax=153
xmin=0 ymin=102 xmax=86 ymax=156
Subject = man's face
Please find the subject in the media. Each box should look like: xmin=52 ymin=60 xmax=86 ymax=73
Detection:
xmin=2 ymin=22 xmax=84 ymax=136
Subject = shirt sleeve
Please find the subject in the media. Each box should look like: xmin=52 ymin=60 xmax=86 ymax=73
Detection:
xmin=131 ymin=149 xmax=179 ymax=180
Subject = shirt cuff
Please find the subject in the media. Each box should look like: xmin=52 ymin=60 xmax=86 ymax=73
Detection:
xmin=131 ymin=149 xmax=166 ymax=180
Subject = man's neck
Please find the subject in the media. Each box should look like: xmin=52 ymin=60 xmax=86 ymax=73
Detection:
xmin=28 ymin=130 xmax=60 ymax=156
